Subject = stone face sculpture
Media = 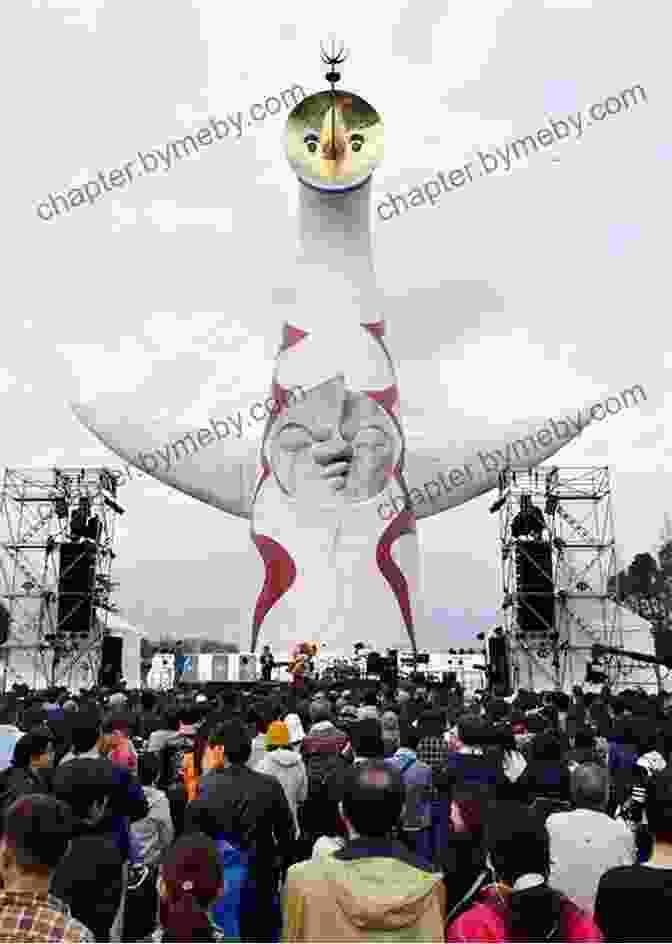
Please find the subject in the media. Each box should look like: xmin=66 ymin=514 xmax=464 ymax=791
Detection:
xmin=71 ymin=54 xmax=602 ymax=655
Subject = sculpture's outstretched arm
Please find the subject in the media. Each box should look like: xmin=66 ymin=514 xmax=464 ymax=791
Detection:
xmin=70 ymin=401 xmax=258 ymax=519
xmin=394 ymin=403 xmax=600 ymax=522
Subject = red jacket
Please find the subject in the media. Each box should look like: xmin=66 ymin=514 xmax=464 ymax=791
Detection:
xmin=445 ymin=887 xmax=603 ymax=942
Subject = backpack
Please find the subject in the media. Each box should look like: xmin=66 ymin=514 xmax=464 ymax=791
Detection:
xmin=305 ymin=750 xmax=346 ymax=799
xmin=300 ymin=751 xmax=348 ymax=840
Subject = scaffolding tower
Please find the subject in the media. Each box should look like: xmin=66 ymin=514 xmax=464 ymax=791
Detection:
xmin=498 ymin=465 xmax=658 ymax=692
xmin=0 ymin=468 xmax=124 ymax=692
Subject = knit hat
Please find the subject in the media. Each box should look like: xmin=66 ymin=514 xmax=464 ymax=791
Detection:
xmin=284 ymin=713 xmax=305 ymax=744
xmin=108 ymin=692 xmax=127 ymax=707
xmin=267 ymin=721 xmax=290 ymax=748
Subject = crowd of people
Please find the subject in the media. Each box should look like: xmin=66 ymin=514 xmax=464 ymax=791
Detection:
xmin=0 ymin=677 xmax=671 ymax=941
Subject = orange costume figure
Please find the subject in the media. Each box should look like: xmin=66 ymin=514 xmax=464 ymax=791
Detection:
xmin=288 ymin=642 xmax=318 ymax=688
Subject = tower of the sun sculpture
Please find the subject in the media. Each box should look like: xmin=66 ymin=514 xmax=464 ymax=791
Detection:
xmin=71 ymin=41 xmax=602 ymax=655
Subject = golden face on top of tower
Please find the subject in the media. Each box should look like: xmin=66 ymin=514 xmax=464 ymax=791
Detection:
xmin=286 ymin=91 xmax=383 ymax=192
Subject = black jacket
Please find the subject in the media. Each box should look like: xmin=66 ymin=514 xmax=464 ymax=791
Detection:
xmin=0 ymin=766 xmax=51 ymax=811
xmin=184 ymin=764 xmax=295 ymax=871
xmin=51 ymin=818 xmax=124 ymax=941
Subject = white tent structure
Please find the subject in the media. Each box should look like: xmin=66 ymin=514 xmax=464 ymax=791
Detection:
xmin=0 ymin=612 xmax=147 ymax=693
xmin=104 ymin=612 xmax=147 ymax=690
xmin=510 ymin=595 xmax=659 ymax=693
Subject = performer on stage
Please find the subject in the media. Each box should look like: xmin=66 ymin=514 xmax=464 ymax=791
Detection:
xmin=260 ymin=644 xmax=275 ymax=682
xmin=288 ymin=642 xmax=317 ymax=691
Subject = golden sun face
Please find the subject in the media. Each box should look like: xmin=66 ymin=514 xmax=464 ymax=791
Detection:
xmin=286 ymin=91 xmax=383 ymax=192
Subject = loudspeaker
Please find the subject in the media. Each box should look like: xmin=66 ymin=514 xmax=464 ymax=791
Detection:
xmin=239 ymin=654 xmax=257 ymax=682
xmin=654 ymin=630 xmax=672 ymax=667
xmin=366 ymin=652 xmax=384 ymax=675
xmin=0 ymin=602 xmax=10 ymax=646
xmin=57 ymin=543 xmax=95 ymax=634
xmin=515 ymin=540 xmax=554 ymax=632
xmin=488 ymin=634 xmax=511 ymax=694
xmin=99 ymin=636 xmax=122 ymax=687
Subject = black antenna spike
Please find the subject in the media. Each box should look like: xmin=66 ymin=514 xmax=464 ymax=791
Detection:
xmin=320 ymin=37 xmax=348 ymax=91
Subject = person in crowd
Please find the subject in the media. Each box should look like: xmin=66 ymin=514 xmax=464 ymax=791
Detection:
xmin=56 ymin=713 xmax=148 ymax=937
xmin=283 ymin=760 xmax=447 ymax=941
xmin=514 ymin=731 xmax=572 ymax=805
xmin=101 ymin=713 xmax=138 ymax=773
xmin=137 ymin=691 xmax=161 ymax=741
xmin=567 ymin=728 xmax=604 ymax=771
xmin=380 ymin=709 xmax=400 ymax=757
xmin=415 ymin=710 xmax=451 ymax=779
xmin=130 ymin=751 xmax=175 ymax=866
xmin=387 ymin=723 xmax=433 ymax=859
xmin=51 ymin=758 xmax=125 ymax=941
xmin=108 ymin=692 xmax=128 ymax=710
xmin=547 ymin=763 xmax=636 ymax=912
xmin=0 ymin=732 xmax=54 ymax=812
xmin=444 ymin=711 xmax=464 ymax=753
xmin=185 ymin=719 xmax=295 ymax=942
xmin=490 ymin=724 xmax=528 ymax=790
xmin=147 ymin=709 xmax=181 ymax=754
xmin=357 ymin=691 xmax=380 ymax=721
xmin=395 ymin=687 xmax=414 ymax=726
xmin=59 ymin=712 xmax=105 ymax=765
xmin=180 ymin=711 xmax=214 ymax=804
xmin=153 ymin=832 xmax=226 ymax=942
xmin=260 ymin=644 xmax=276 ymax=683
xmin=156 ymin=705 xmax=201 ymax=834
xmin=442 ymin=715 xmax=508 ymax=791
xmin=0 ymin=794 xmax=95 ymax=942
xmin=445 ymin=802 xmax=603 ymax=942
xmin=254 ymin=720 xmax=308 ymax=843
xmin=299 ymin=698 xmax=350 ymax=855
xmin=122 ymin=752 xmax=175 ymax=941
xmin=349 ymin=718 xmax=385 ymax=764
xmin=247 ymin=704 xmax=273 ymax=769
xmin=595 ymin=767 xmax=672 ymax=941
xmin=440 ymin=782 xmax=495 ymax=918
xmin=0 ymin=702 xmax=23 ymax=773
xmin=284 ymin=713 xmax=305 ymax=752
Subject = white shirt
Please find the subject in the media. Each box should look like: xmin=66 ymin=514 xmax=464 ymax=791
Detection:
xmin=547 ymin=807 xmax=636 ymax=911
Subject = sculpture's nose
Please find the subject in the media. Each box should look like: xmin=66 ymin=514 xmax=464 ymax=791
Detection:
xmin=320 ymin=122 xmax=347 ymax=162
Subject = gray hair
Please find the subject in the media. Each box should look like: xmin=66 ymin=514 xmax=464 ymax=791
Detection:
xmin=571 ymin=763 xmax=609 ymax=810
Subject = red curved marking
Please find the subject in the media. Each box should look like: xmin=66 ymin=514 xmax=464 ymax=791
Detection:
xmin=362 ymin=321 xmax=385 ymax=338
xmin=376 ymin=508 xmax=417 ymax=650
xmin=252 ymin=460 xmax=271 ymax=505
xmin=364 ymin=385 xmax=399 ymax=413
xmin=251 ymin=533 xmax=297 ymax=647
xmin=271 ymin=380 xmax=296 ymax=410
xmin=280 ymin=323 xmax=309 ymax=352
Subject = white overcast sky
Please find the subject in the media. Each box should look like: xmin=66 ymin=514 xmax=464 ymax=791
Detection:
xmin=4 ymin=0 xmax=669 ymax=653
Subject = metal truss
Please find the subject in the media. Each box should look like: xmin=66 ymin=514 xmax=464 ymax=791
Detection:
xmin=0 ymin=468 xmax=124 ymax=691
xmin=498 ymin=465 xmax=658 ymax=692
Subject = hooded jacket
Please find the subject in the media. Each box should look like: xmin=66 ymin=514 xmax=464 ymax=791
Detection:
xmin=255 ymin=748 xmax=308 ymax=838
xmin=130 ymin=785 xmax=174 ymax=866
xmin=283 ymin=837 xmax=446 ymax=942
